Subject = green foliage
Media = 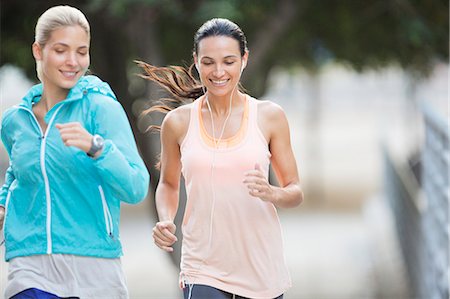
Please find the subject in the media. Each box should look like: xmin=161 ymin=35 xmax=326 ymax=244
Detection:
xmin=1 ymin=0 xmax=448 ymax=94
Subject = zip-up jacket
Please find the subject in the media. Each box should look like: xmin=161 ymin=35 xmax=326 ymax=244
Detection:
xmin=0 ymin=75 xmax=149 ymax=261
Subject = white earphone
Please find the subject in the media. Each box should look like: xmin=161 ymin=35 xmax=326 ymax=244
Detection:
xmin=240 ymin=61 xmax=246 ymax=74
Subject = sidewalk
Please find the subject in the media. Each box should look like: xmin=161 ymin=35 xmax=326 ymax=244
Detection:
xmin=0 ymin=197 xmax=408 ymax=299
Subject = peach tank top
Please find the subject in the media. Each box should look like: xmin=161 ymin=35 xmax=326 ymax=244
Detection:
xmin=179 ymin=96 xmax=291 ymax=298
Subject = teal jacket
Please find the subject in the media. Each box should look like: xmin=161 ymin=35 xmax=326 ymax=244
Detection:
xmin=0 ymin=75 xmax=149 ymax=261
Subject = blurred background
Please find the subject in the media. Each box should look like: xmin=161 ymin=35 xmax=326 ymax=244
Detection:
xmin=0 ymin=0 xmax=448 ymax=298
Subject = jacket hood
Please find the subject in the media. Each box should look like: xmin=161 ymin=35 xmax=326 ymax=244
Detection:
xmin=19 ymin=75 xmax=117 ymax=109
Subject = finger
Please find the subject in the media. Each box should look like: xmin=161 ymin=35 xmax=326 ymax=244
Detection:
xmin=57 ymin=126 xmax=89 ymax=137
xmin=59 ymin=133 xmax=83 ymax=142
xmin=245 ymin=183 xmax=263 ymax=192
xmin=62 ymin=139 xmax=90 ymax=149
xmin=244 ymin=170 xmax=264 ymax=178
xmin=55 ymin=122 xmax=83 ymax=129
xmin=57 ymin=127 xmax=83 ymax=134
xmin=161 ymin=227 xmax=178 ymax=242
xmin=152 ymin=228 xmax=176 ymax=245
xmin=160 ymin=245 xmax=174 ymax=252
xmin=153 ymin=227 xmax=177 ymax=243
xmin=154 ymin=224 xmax=178 ymax=241
xmin=243 ymin=177 xmax=266 ymax=186
xmin=153 ymin=240 xmax=174 ymax=252
xmin=248 ymin=189 xmax=260 ymax=197
xmin=153 ymin=234 xmax=175 ymax=247
xmin=156 ymin=222 xmax=177 ymax=235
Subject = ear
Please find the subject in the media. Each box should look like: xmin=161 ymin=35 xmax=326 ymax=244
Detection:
xmin=32 ymin=42 xmax=43 ymax=61
xmin=193 ymin=53 xmax=200 ymax=72
xmin=241 ymin=51 xmax=249 ymax=72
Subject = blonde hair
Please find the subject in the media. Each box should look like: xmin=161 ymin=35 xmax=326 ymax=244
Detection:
xmin=35 ymin=5 xmax=90 ymax=81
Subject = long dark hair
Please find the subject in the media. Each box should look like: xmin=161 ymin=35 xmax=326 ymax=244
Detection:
xmin=136 ymin=18 xmax=248 ymax=133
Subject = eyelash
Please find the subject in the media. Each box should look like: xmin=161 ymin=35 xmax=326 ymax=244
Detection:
xmin=202 ymin=61 xmax=236 ymax=66
xmin=54 ymin=49 xmax=87 ymax=55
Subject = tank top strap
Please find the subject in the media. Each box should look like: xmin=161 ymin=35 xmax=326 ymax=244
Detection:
xmin=190 ymin=98 xmax=201 ymax=129
xmin=247 ymin=96 xmax=268 ymax=146
xmin=247 ymin=96 xmax=257 ymax=128
xmin=181 ymin=98 xmax=201 ymax=150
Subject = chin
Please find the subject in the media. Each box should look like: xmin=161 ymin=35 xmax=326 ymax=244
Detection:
xmin=208 ymin=87 xmax=233 ymax=97
xmin=60 ymin=77 xmax=81 ymax=89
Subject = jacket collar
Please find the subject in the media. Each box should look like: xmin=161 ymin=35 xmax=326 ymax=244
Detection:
xmin=18 ymin=75 xmax=116 ymax=110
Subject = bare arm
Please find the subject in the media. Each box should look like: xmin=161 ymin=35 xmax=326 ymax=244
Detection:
xmin=244 ymin=101 xmax=303 ymax=208
xmin=152 ymin=107 xmax=189 ymax=252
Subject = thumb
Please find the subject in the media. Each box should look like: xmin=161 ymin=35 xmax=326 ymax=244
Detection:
xmin=166 ymin=222 xmax=176 ymax=233
xmin=254 ymin=163 xmax=261 ymax=171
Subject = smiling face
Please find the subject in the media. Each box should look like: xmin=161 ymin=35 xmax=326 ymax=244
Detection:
xmin=33 ymin=25 xmax=90 ymax=97
xmin=195 ymin=36 xmax=248 ymax=98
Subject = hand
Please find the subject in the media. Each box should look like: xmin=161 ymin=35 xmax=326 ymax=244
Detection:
xmin=152 ymin=221 xmax=177 ymax=252
xmin=243 ymin=163 xmax=275 ymax=203
xmin=0 ymin=206 xmax=5 ymax=229
xmin=55 ymin=122 xmax=94 ymax=154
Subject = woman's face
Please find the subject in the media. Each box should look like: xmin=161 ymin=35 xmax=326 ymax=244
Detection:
xmin=34 ymin=25 xmax=90 ymax=94
xmin=195 ymin=36 xmax=247 ymax=98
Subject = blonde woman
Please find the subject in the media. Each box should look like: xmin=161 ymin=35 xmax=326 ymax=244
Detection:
xmin=0 ymin=5 xmax=149 ymax=299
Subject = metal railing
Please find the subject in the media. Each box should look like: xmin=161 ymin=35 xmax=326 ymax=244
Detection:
xmin=421 ymin=102 xmax=449 ymax=299
xmin=383 ymin=146 xmax=424 ymax=298
xmin=384 ymin=101 xmax=449 ymax=299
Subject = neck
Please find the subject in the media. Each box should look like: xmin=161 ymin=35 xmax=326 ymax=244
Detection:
xmin=206 ymin=91 xmax=244 ymax=115
xmin=40 ymin=86 xmax=69 ymax=111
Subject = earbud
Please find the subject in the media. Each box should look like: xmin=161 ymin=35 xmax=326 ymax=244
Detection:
xmin=240 ymin=62 xmax=246 ymax=75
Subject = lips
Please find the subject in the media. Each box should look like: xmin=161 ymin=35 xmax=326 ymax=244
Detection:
xmin=210 ymin=79 xmax=229 ymax=87
xmin=60 ymin=71 xmax=78 ymax=79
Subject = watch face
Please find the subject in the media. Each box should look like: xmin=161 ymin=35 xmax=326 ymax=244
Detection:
xmin=94 ymin=135 xmax=104 ymax=147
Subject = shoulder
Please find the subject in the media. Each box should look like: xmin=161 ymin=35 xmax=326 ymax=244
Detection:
xmin=256 ymin=99 xmax=287 ymax=123
xmin=161 ymin=102 xmax=193 ymax=142
xmin=78 ymin=75 xmax=118 ymax=106
xmin=163 ymin=102 xmax=192 ymax=126
xmin=85 ymin=81 xmax=121 ymax=113
xmin=254 ymin=98 xmax=289 ymax=141
xmin=1 ymin=105 xmax=21 ymax=129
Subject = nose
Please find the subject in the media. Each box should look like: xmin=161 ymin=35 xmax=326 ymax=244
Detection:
xmin=65 ymin=52 xmax=77 ymax=66
xmin=213 ymin=64 xmax=225 ymax=77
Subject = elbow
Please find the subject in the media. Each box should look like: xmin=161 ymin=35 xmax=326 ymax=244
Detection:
xmin=293 ymin=189 xmax=304 ymax=207
xmin=291 ymin=183 xmax=304 ymax=207
xmin=123 ymin=169 xmax=150 ymax=204
xmin=278 ymin=183 xmax=303 ymax=208
xmin=135 ymin=171 xmax=150 ymax=203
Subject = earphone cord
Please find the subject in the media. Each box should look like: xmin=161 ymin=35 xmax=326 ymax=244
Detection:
xmin=204 ymin=91 xmax=234 ymax=251
xmin=185 ymin=67 xmax=240 ymax=299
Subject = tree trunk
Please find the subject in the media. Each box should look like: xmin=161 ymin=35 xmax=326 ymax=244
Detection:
xmin=243 ymin=0 xmax=300 ymax=96
xmin=126 ymin=5 xmax=186 ymax=266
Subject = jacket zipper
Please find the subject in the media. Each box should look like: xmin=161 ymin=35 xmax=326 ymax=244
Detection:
xmin=98 ymin=185 xmax=114 ymax=238
xmin=19 ymin=105 xmax=64 ymax=254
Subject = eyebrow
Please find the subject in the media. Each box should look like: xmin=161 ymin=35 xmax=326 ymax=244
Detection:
xmin=52 ymin=42 xmax=89 ymax=49
xmin=201 ymin=55 xmax=239 ymax=60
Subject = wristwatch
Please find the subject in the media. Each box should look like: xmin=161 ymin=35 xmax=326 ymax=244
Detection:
xmin=87 ymin=134 xmax=104 ymax=157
